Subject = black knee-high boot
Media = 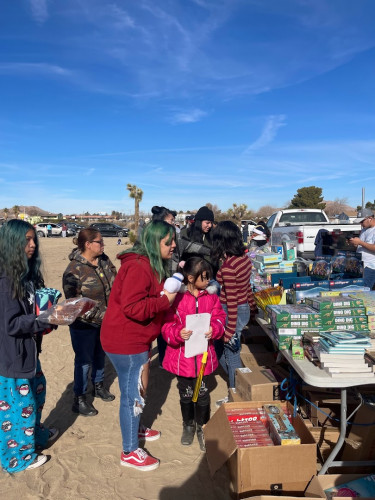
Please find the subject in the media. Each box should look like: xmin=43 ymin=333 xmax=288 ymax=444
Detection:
xmin=195 ymin=403 xmax=210 ymax=451
xmin=180 ymin=401 xmax=195 ymax=446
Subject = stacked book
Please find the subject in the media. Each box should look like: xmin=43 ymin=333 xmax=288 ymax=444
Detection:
xmin=265 ymin=304 xmax=321 ymax=350
xmin=315 ymin=331 xmax=374 ymax=378
xmin=253 ymin=252 xmax=296 ymax=275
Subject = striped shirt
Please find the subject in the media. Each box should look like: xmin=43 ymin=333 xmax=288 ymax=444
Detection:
xmin=216 ymin=254 xmax=257 ymax=340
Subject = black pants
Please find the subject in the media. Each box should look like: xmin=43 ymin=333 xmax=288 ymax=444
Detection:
xmin=177 ymin=375 xmax=211 ymax=426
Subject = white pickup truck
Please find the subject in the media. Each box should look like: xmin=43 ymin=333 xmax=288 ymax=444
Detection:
xmin=266 ymin=209 xmax=362 ymax=260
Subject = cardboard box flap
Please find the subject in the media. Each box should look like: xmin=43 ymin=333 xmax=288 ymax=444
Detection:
xmin=305 ymin=474 xmax=369 ymax=499
xmin=204 ymin=405 xmax=237 ymax=475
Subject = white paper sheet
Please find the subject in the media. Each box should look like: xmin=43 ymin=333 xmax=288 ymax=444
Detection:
xmin=184 ymin=313 xmax=211 ymax=358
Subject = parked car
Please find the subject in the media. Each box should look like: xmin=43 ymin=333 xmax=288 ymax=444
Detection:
xmin=89 ymin=223 xmax=129 ymax=237
xmin=56 ymin=223 xmax=76 ymax=236
xmin=66 ymin=222 xmax=85 ymax=232
xmin=34 ymin=223 xmax=62 ymax=237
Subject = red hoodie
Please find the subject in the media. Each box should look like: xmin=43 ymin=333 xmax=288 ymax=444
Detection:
xmin=100 ymin=252 xmax=170 ymax=355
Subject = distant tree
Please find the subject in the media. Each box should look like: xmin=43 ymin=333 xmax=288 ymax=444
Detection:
xmin=289 ymin=186 xmax=326 ymax=209
xmin=205 ymin=203 xmax=221 ymax=220
xmin=226 ymin=203 xmax=254 ymax=226
xmin=57 ymin=213 xmax=63 ymax=221
xmin=12 ymin=205 xmax=20 ymax=219
xmin=127 ymin=183 xmax=143 ymax=234
xmin=357 ymin=200 xmax=375 ymax=211
xmin=3 ymin=208 xmax=9 ymax=220
xmin=255 ymin=205 xmax=280 ymax=220
xmin=325 ymin=198 xmax=349 ymax=217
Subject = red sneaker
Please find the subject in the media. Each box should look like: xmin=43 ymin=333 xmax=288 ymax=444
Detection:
xmin=120 ymin=448 xmax=160 ymax=471
xmin=138 ymin=425 xmax=161 ymax=441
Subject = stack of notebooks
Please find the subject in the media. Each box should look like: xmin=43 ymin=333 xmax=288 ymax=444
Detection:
xmin=348 ymin=291 xmax=375 ymax=348
xmin=315 ymin=330 xmax=375 ymax=378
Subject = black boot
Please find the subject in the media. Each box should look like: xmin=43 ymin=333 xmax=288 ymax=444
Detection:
xmin=196 ymin=425 xmax=205 ymax=452
xmin=92 ymin=382 xmax=115 ymax=402
xmin=72 ymin=395 xmax=98 ymax=416
xmin=181 ymin=421 xmax=196 ymax=446
xmin=180 ymin=401 xmax=196 ymax=446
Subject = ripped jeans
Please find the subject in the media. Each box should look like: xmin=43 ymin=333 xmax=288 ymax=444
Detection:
xmin=106 ymin=350 xmax=149 ymax=452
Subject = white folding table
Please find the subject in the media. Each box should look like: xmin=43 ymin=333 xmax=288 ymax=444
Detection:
xmin=255 ymin=317 xmax=375 ymax=474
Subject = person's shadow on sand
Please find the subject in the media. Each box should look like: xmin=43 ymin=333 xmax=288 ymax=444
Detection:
xmin=43 ymin=356 xmax=118 ymax=441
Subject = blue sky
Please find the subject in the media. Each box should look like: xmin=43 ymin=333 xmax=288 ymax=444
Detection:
xmin=1 ymin=0 xmax=375 ymax=216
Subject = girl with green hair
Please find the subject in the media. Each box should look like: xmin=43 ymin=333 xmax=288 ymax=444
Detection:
xmin=101 ymin=221 xmax=177 ymax=471
xmin=0 ymin=220 xmax=58 ymax=472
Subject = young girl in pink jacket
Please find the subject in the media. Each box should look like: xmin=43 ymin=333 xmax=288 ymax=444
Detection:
xmin=161 ymin=257 xmax=226 ymax=451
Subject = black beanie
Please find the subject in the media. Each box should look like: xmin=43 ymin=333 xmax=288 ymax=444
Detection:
xmin=195 ymin=206 xmax=214 ymax=222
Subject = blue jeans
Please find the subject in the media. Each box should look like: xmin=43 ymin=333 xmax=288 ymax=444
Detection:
xmin=215 ymin=303 xmax=250 ymax=389
xmin=69 ymin=324 xmax=105 ymax=396
xmin=106 ymin=350 xmax=149 ymax=452
xmin=364 ymin=267 xmax=375 ymax=290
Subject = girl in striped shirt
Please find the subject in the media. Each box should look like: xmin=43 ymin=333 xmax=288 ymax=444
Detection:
xmin=212 ymin=221 xmax=258 ymax=406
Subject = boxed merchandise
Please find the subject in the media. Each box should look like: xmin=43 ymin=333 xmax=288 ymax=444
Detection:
xmin=321 ymin=315 xmax=368 ymax=326
xmin=277 ymin=275 xmax=310 ymax=289
xmin=329 ymin=278 xmax=365 ymax=289
xmin=263 ymin=404 xmax=301 ymax=445
xmin=266 ymin=304 xmax=320 ymax=322
xmin=270 ymin=271 xmax=298 ymax=286
xmin=320 ymin=308 xmax=367 ymax=319
xmin=240 ymin=345 xmax=277 ymax=369
xmin=235 ymin=366 xmax=286 ymax=402
xmin=289 ymin=281 xmax=330 ymax=304
xmin=255 ymin=253 xmax=283 ymax=264
xmin=305 ymin=296 xmax=364 ymax=311
xmin=204 ymin=401 xmax=317 ymax=497
xmin=291 ymin=337 xmax=304 ymax=360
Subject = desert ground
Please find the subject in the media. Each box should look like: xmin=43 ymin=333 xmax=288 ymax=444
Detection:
xmin=1 ymin=236 xmax=232 ymax=500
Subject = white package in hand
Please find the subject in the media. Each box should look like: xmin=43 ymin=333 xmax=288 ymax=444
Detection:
xmin=184 ymin=313 xmax=211 ymax=358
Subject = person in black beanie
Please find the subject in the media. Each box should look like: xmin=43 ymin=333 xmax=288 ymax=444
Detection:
xmin=179 ymin=206 xmax=214 ymax=266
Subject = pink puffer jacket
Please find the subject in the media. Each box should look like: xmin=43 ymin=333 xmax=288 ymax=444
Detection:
xmin=161 ymin=290 xmax=226 ymax=377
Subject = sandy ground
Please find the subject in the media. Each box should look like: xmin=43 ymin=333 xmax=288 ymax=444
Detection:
xmin=1 ymin=237 xmax=232 ymax=500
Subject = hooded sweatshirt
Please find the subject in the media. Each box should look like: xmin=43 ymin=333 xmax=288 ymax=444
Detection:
xmin=62 ymin=249 xmax=117 ymax=327
xmin=100 ymin=252 xmax=170 ymax=355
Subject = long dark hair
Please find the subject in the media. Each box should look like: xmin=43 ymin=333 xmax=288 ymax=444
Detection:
xmin=0 ymin=219 xmax=44 ymax=299
xmin=121 ymin=221 xmax=176 ymax=282
xmin=73 ymin=228 xmax=101 ymax=252
xmin=187 ymin=220 xmax=213 ymax=244
xmin=211 ymin=220 xmax=245 ymax=267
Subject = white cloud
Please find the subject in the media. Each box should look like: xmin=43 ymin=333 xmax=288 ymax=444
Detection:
xmin=170 ymin=108 xmax=208 ymax=124
xmin=0 ymin=63 xmax=72 ymax=77
xmin=29 ymin=0 xmax=49 ymax=24
xmin=244 ymin=115 xmax=286 ymax=153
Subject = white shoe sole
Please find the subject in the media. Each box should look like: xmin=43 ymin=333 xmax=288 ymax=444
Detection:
xmin=138 ymin=433 xmax=161 ymax=442
xmin=26 ymin=454 xmax=48 ymax=470
xmin=120 ymin=459 xmax=160 ymax=471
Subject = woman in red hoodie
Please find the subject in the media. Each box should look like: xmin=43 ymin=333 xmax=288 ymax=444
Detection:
xmin=101 ymin=221 xmax=177 ymax=472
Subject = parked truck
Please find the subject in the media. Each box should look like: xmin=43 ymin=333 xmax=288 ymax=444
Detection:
xmin=265 ymin=209 xmax=362 ymax=260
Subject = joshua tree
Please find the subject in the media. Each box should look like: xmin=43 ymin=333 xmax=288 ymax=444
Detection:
xmin=3 ymin=208 xmax=9 ymax=220
xmin=127 ymin=183 xmax=143 ymax=234
xmin=12 ymin=205 xmax=20 ymax=219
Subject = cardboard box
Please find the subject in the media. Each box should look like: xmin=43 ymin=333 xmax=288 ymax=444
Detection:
xmin=341 ymin=398 xmax=375 ymax=465
xmin=235 ymin=366 xmax=286 ymax=402
xmin=240 ymin=349 xmax=277 ymax=370
xmin=204 ymin=401 xmax=317 ymax=497
xmin=305 ymin=474 xmax=370 ymax=499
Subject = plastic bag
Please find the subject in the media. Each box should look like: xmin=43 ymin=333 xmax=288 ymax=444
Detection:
xmin=37 ymin=297 xmax=97 ymax=325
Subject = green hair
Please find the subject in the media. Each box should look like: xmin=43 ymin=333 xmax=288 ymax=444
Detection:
xmin=0 ymin=219 xmax=44 ymax=299
xmin=121 ymin=221 xmax=175 ymax=282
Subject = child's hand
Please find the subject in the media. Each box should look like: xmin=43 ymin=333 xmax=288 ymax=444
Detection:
xmin=180 ymin=328 xmax=192 ymax=340
xmin=205 ymin=326 xmax=213 ymax=339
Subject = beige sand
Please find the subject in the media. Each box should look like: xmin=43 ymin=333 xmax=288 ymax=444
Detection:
xmin=1 ymin=237 xmax=232 ymax=500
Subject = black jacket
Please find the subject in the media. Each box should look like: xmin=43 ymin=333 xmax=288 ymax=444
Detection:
xmin=0 ymin=274 xmax=49 ymax=378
